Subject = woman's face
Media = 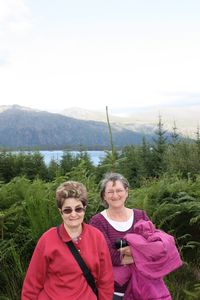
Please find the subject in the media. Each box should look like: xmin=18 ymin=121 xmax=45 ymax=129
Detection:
xmin=104 ymin=180 xmax=128 ymax=209
xmin=60 ymin=198 xmax=85 ymax=230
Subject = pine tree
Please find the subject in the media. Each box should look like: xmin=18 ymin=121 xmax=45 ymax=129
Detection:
xmin=171 ymin=120 xmax=179 ymax=146
xmin=152 ymin=115 xmax=168 ymax=176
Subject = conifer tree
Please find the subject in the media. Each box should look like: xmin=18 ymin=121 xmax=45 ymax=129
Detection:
xmin=195 ymin=125 xmax=200 ymax=153
xmin=171 ymin=120 xmax=179 ymax=145
xmin=152 ymin=115 xmax=168 ymax=176
xmin=138 ymin=137 xmax=154 ymax=179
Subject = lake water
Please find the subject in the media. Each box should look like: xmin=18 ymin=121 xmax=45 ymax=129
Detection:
xmin=39 ymin=150 xmax=106 ymax=166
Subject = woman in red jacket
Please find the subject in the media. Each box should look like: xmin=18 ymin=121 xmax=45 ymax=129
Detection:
xmin=22 ymin=181 xmax=114 ymax=300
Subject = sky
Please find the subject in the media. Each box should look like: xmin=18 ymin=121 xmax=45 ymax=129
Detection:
xmin=0 ymin=0 xmax=200 ymax=115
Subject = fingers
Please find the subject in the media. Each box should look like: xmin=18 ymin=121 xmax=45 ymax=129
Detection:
xmin=121 ymin=254 xmax=134 ymax=265
xmin=118 ymin=246 xmax=131 ymax=256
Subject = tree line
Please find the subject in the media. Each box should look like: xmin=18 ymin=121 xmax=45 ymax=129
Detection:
xmin=1 ymin=116 xmax=200 ymax=186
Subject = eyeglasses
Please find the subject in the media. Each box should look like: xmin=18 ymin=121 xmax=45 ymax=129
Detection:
xmin=61 ymin=207 xmax=86 ymax=215
xmin=105 ymin=189 xmax=126 ymax=196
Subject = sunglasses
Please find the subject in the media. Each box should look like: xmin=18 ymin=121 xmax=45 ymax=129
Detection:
xmin=61 ymin=207 xmax=86 ymax=215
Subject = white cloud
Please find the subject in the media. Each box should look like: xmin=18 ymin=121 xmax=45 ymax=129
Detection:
xmin=0 ymin=0 xmax=33 ymax=66
xmin=0 ymin=0 xmax=200 ymax=113
xmin=0 ymin=0 xmax=32 ymax=31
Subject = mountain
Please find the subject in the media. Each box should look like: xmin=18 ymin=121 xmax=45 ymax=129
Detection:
xmin=60 ymin=105 xmax=200 ymax=137
xmin=60 ymin=107 xmax=157 ymax=134
xmin=0 ymin=105 xmax=156 ymax=150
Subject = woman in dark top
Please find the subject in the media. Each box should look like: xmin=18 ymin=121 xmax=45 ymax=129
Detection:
xmin=89 ymin=173 xmax=149 ymax=299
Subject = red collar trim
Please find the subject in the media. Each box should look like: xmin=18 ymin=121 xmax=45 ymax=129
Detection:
xmin=57 ymin=223 xmax=85 ymax=242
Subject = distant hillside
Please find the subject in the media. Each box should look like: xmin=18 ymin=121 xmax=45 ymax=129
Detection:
xmin=60 ymin=105 xmax=200 ymax=137
xmin=60 ymin=107 xmax=157 ymax=135
xmin=0 ymin=105 xmax=156 ymax=150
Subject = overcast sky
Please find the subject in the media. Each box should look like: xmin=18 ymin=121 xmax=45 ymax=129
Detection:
xmin=0 ymin=0 xmax=200 ymax=114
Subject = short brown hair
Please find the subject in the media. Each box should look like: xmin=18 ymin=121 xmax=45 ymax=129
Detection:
xmin=56 ymin=181 xmax=88 ymax=209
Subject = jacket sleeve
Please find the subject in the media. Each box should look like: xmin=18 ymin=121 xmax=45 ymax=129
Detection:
xmin=96 ymin=231 xmax=114 ymax=300
xmin=21 ymin=236 xmax=48 ymax=299
xmin=125 ymin=220 xmax=183 ymax=279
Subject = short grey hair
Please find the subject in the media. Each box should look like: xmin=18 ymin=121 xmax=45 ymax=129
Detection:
xmin=99 ymin=172 xmax=129 ymax=207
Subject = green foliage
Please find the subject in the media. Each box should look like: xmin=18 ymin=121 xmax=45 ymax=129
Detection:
xmin=165 ymin=263 xmax=199 ymax=300
xmin=164 ymin=141 xmax=200 ymax=178
xmin=138 ymin=137 xmax=155 ymax=179
xmin=0 ymin=176 xmax=30 ymax=210
xmin=22 ymin=179 xmax=60 ymax=240
xmin=96 ymin=149 xmax=124 ymax=179
xmin=1 ymin=146 xmax=200 ymax=298
xmin=117 ymin=145 xmax=143 ymax=187
xmin=60 ymin=151 xmax=95 ymax=178
xmin=0 ymin=240 xmax=25 ymax=300
xmin=0 ymin=178 xmax=60 ymax=299
xmin=151 ymin=115 xmax=168 ymax=176
xmin=0 ymin=151 xmax=48 ymax=183
xmin=47 ymin=159 xmax=60 ymax=181
xmin=183 ymin=283 xmax=200 ymax=299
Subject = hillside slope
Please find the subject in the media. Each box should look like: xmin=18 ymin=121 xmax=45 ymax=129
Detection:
xmin=0 ymin=105 xmax=155 ymax=149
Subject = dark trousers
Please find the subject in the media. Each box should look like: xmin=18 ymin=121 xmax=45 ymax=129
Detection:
xmin=113 ymin=294 xmax=123 ymax=300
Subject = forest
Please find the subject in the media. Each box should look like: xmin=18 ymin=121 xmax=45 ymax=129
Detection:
xmin=0 ymin=116 xmax=200 ymax=299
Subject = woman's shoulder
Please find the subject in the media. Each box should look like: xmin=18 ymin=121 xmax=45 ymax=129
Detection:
xmin=42 ymin=226 xmax=57 ymax=235
xmin=37 ymin=227 xmax=57 ymax=242
xmin=133 ymin=208 xmax=145 ymax=214
xmin=89 ymin=211 xmax=105 ymax=222
xmin=33 ymin=227 xmax=57 ymax=251
xmin=89 ymin=211 xmax=108 ymax=228
xmin=84 ymin=223 xmax=107 ymax=239
xmin=133 ymin=208 xmax=150 ymax=221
